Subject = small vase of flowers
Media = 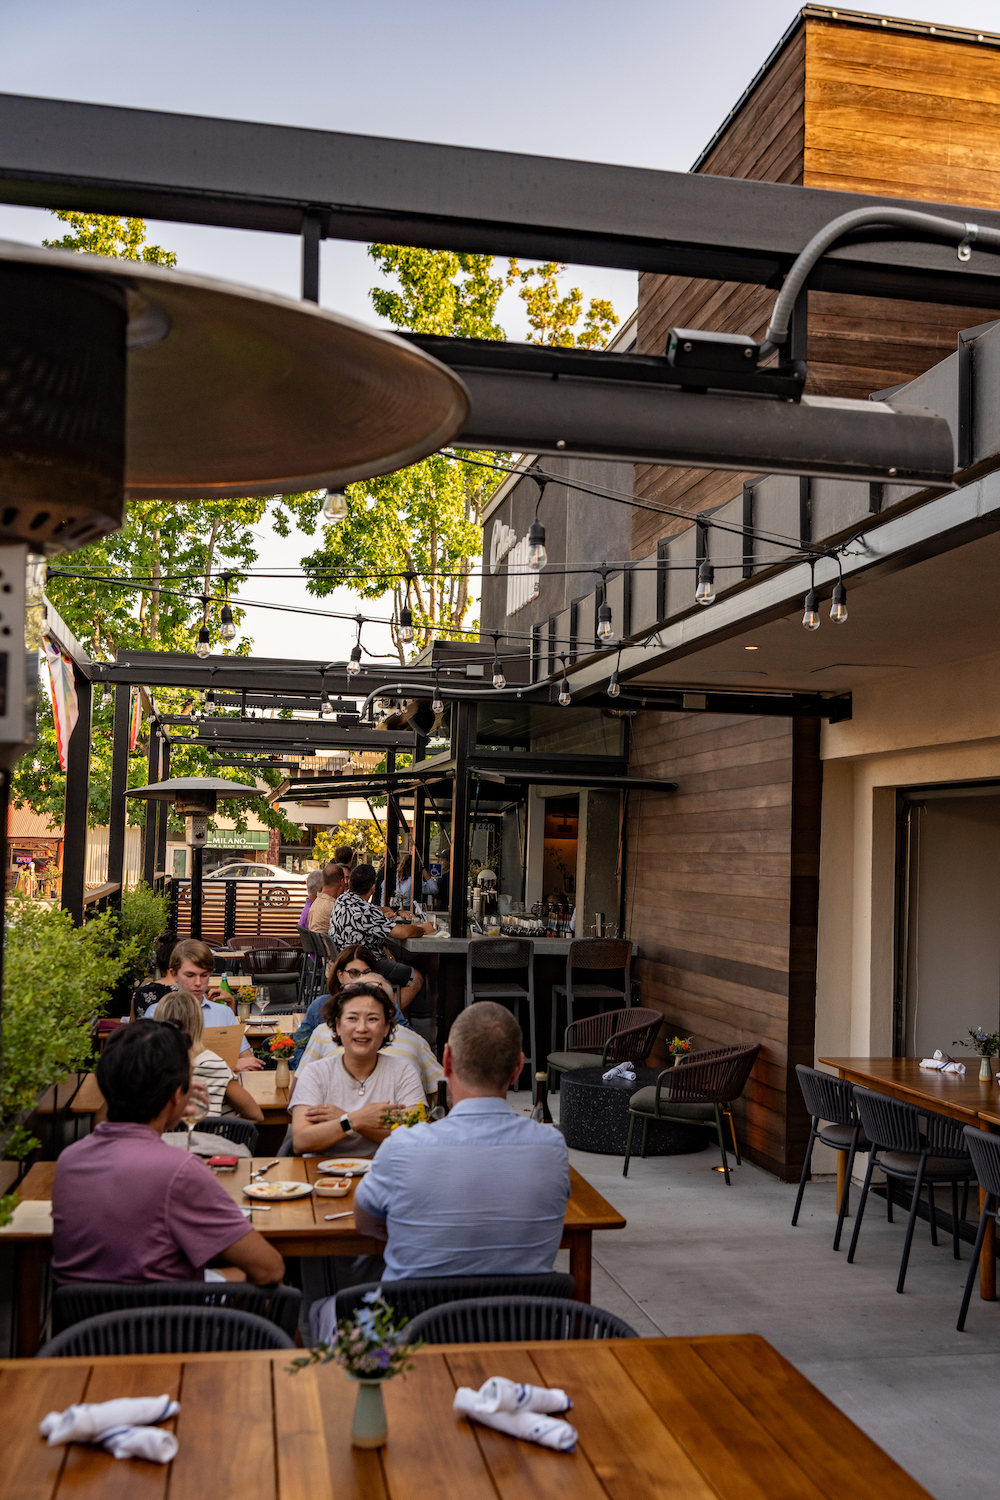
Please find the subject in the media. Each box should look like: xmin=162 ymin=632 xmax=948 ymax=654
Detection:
xmin=288 ymin=1292 xmax=419 ymax=1448
xmin=268 ymin=1033 xmax=295 ymax=1088
xmin=381 ymin=1102 xmax=428 ymax=1131
xmin=665 ymin=1036 xmax=694 ymax=1067
xmin=954 ymin=1028 xmax=1000 ymax=1082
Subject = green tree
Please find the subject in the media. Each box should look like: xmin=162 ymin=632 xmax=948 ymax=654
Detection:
xmin=302 ymin=247 xmax=618 ymax=658
xmin=42 ymin=212 xmax=178 ymax=265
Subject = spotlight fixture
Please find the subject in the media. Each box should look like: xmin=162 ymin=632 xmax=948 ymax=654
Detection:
xmin=830 ymin=579 xmax=848 ymax=624
xmin=597 ymin=600 xmax=614 ymax=642
xmin=195 ymin=623 xmax=211 ymax=659
xmin=346 ymin=643 xmax=362 ymax=676
xmin=321 ymin=489 xmax=349 ymax=523
xmin=220 ymin=602 xmax=237 ymax=642
xmin=527 ymin=519 xmax=547 ymax=572
xmin=695 ymin=559 xmax=715 ymax=607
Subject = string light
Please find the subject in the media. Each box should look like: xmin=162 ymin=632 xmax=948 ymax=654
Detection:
xmin=195 ymin=624 xmax=211 ymax=659
xmin=204 ymin=689 xmax=216 ymax=715
xmin=346 ymin=615 xmax=363 ymax=676
xmin=830 ymin=578 xmax=848 ymax=624
xmin=320 ymin=691 xmax=335 ymax=717
xmin=432 ymin=671 xmax=444 ymax=714
xmin=321 ymin=489 xmax=349 ymax=523
xmin=491 ymin=633 xmax=506 ymax=690
xmin=608 ymin=669 xmax=621 ymax=698
xmin=695 ymin=559 xmax=715 ymax=607
xmin=558 ymin=656 xmax=572 ymax=707
xmin=597 ymin=568 xmax=614 ymax=641
xmin=802 ymin=562 xmax=820 ymax=630
xmin=527 ymin=473 xmax=549 ymax=571
xmin=398 ymin=572 xmax=415 ymax=644
xmin=220 ymin=602 xmax=236 ymax=642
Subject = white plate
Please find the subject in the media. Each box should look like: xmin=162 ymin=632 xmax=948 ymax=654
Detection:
xmin=242 ymin=1181 xmax=314 ymax=1200
xmin=317 ymin=1158 xmax=371 ymax=1175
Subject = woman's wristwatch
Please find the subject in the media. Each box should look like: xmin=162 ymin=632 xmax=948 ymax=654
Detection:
xmin=340 ymin=1113 xmax=352 ymax=1135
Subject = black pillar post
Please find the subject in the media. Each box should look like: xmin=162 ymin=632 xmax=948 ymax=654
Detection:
xmin=190 ymin=843 xmax=203 ymax=941
xmin=141 ymin=723 xmax=160 ymax=887
xmin=155 ymin=738 xmax=170 ymax=885
xmin=61 ymin=669 xmax=93 ymax=925
xmin=301 ymin=212 xmax=322 ymax=303
xmin=384 ymin=749 xmax=398 ymax=904
xmin=449 ymin=701 xmax=476 ymax=939
xmin=107 ymin=684 xmax=131 ymax=908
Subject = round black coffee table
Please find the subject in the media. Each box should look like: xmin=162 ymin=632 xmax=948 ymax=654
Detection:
xmin=559 ymin=1065 xmax=709 ymax=1156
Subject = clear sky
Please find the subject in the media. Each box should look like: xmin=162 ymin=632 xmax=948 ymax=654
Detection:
xmin=2 ymin=0 xmax=997 ymax=660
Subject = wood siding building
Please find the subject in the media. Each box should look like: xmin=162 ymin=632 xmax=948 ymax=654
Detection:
xmin=629 ymin=6 xmax=1000 ymax=1179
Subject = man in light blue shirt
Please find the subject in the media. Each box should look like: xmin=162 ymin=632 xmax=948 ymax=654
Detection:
xmin=354 ymin=1002 xmax=569 ymax=1280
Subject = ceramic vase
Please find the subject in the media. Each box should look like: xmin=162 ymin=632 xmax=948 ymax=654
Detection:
xmin=348 ymin=1376 xmax=388 ymax=1449
xmin=275 ymin=1058 xmax=291 ymax=1089
xmin=981 ymin=1056 xmax=993 ymax=1081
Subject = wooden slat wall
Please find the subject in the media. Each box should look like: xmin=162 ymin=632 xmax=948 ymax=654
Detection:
xmin=628 ymin=711 xmax=821 ymax=1179
xmin=174 ymin=882 xmax=304 ymax=945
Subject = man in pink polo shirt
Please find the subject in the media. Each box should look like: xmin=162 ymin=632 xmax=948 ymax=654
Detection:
xmin=53 ymin=1020 xmax=284 ymax=1284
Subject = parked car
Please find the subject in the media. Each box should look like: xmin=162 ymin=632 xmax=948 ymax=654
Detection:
xmin=204 ymin=862 xmax=307 ymax=882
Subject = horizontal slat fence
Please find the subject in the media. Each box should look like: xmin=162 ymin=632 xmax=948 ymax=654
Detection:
xmin=172 ymin=880 xmax=305 ymax=945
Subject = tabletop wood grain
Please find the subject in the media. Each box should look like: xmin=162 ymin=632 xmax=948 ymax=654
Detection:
xmin=0 ymin=1335 xmax=931 ymax=1500
xmin=818 ymin=1056 xmax=999 ymax=1125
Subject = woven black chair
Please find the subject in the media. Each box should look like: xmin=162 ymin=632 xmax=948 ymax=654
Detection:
xmin=51 ymin=1280 xmax=302 ymax=1337
xmin=792 ymin=1064 xmax=871 ymax=1250
xmin=405 ymin=1295 xmax=637 ymax=1344
xmin=958 ymin=1125 xmax=1000 ymax=1330
xmin=624 ymin=1043 xmax=760 ymax=1184
xmin=38 ymin=1305 xmax=295 ymax=1356
xmin=847 ymin=1087 xmax=974 ymax=1292
xmin=548 ymin=1007 xmax=662 ymax=1090
xmin=197 ymin=1116 xmax=260 ymax=1154
xmin=550 ymin=938 xmax=632 ymax=1054
xmin=334 ymin=1272 xmax=576 ymax=1324
xmin=229 ymin=937 xmax=292 ymax=953
xmin=464 ymin=938 xmax=535 ymax=1088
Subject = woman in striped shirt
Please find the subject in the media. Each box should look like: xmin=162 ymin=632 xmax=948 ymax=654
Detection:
xmin=157 ymin=992 xmax=263 ymax=1123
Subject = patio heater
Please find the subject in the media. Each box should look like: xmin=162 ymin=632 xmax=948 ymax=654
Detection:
xmin=0 ymin=236 xmax=469 ymax=1004
xmin=125 ymin=778 xmax=260 ymax=940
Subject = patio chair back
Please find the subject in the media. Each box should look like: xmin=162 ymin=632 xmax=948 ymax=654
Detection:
xmin=245 ymin=947 xmax=303 ymax=975
xmin=52 ymin=1281 xmax=301 ymax=1337
xmin=963 ymin=1124 xmax=1000 ymax=1199
xmin=229 ymin=936 xmax=291 ymax=952
xmin=665 ymin=1043 xmax=760 ymax=1104
xmin=795 ymin=1064 xmax=859 ymax=1127
xmin=566 ymin=937 xmax=632 ymax=976
xmin=465 ymin=937 xmax=535 ymax=1083
xmin=404 ymin=1295 xmax=637 ymax=1344
xmin=335 ymin=1272 xmax=575 ymax=1324
xmin=198 ymin=1116 xmax=259 ymax=1154
xmin=38 ymin=1306 xmax=295 ymax=1357
xmin=565 ymin=1007 xmax=663 ymax=1066
xmin=851 ymin=1087 xmax=923 ymax=1154
xmin=467 ymin=937 xmax=533 ymax=977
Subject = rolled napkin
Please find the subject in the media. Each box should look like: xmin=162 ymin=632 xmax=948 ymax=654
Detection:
xmin=920 ymin=1049 xmax=966 ymax=1075
xmin=602 ymin=1061 xmax=636 ymax=1082
xmin=453 ymin=1386 xmax=578 ymax=1452
xmin=475 ymin=1376 xmax=572 ymax=1414
xmin=41 ymin=1396 xmax=180 ymax=1464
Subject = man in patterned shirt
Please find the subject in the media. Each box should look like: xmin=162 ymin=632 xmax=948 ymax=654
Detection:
xmin=331 ymin=864 xmax=433 ymax=1014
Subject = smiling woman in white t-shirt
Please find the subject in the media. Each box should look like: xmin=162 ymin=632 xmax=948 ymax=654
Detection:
xmin=291 ymin=981 xmax=423 ymax=1157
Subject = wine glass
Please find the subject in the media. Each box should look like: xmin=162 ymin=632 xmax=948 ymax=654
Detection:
xmin=255 ymin=985 xmax=271 ymax=1024
xmin=182 ymin=1091 xmax=209 ymax=1151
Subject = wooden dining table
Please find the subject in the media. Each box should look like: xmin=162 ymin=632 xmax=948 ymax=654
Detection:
xmin=820 ymin=1056 xmax=1000 ymax=1299
xmin=3 ymin=1160 xmax=624 ymax=1356
xmin=0 ymin=1333 xmax=931 ymax=1500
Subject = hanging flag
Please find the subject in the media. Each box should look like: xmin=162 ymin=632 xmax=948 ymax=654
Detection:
xmin=41 ymin=632 xmax=79 ymax=773
xmin=128 ymin=686 xmax=142 ymax=751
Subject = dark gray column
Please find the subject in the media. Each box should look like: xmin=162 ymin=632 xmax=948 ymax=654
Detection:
xmin=383 ymin=749 xmax=398 ymax=903
xmin=155 ymin=738 xmax=171 ymax=884
xmin=448 ymin=702 xmax=476 ymax=939
xmin=106 ymin=683 xmax=131 ymax=906
xmin=61 ymin=669 xmax=93 ymax=925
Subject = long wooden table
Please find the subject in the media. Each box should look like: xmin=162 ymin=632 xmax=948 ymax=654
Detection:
xmin=0 ymin=1335 xmax=931 ymax=1500
xmin=5 ymin=1160 xmax=623 ymax=1355
xmin=820 ymin=1056 xmax=999 ymax=1300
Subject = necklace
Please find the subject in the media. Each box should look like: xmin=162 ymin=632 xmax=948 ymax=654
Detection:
xmin=341 ymin=1057 xmax=376 ymax=1096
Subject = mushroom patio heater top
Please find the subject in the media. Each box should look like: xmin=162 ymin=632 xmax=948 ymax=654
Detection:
xmin=126 ymin=777 xmax=262 ymax=941
xmin=0 ymin=238 xmax=470 ymax=551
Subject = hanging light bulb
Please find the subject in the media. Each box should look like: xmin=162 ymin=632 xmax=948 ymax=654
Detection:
xmin=607 ymin=669 xmax=621 ymax=699
xmin=597 ymin=600 xmax=614 ymax=641
xmin=320 ymin=690 xmax=335 ymax=716
xmin=527 ymin=520 xmax=547 ymax=571
xmin=695 ymin=559 xmax=715 ymax=606
xmin=321 ymin=489 xmax=349 ymax=522
xmin=220 ymin=602 xmax=237 ymax=642
xmin=802 ymin=588 xmax=820 ymax=630
xmin=398 ymin=603 xmax=413 ymax=643
xmin=558 ymin=675 xmax=572 ymax=707
xmin=346 ymin=643 xmax=362 ymax=676
xmin=432 ymin=676 xmax=444 ymax=714
xmin=204 ymin=689 xmax=216 ymax=716
xmin=830 ymin=580 xmax=848 ymax=624
xmin=492 ymin=657 xmax=506 ymax=689
xmin=195 ymin=623 xmax=211 ymax=659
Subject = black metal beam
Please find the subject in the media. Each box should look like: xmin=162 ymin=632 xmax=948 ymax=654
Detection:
xmin=611 ymin=689 xmax=852 ymax=721
xmin=474 ymin=771 xmax=677 ymax=791
xmin=191 ymin=719 xmax=415 ymax=750
xmin=60 ymin=668 xmax=92 ymax=925
xmin=92 ymin=651 xmax=453 ymax=700
xmin=6 ymin=92 xmax=1000 ymax=306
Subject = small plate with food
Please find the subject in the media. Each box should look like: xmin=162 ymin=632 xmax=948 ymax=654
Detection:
xmin=317 ymin=1158 xmax=371 ymax=1176
xmin=243 ymin=1180 xmax=315 ymax=1200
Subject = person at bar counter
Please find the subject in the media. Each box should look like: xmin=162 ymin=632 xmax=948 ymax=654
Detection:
xmin=330 ymin=862 xmax=433 ymax=1015
xmin=290 ymin=980 xmax=424 ymax=1157
xmin=308 ymin=861 xmax=348 ymax=934
xmin=352 ymin=1003 xmax=569 ymax=1278
xmin=144 ymin=938 xmax=261 ymax=1071
xmin=52 ymin=1021 xmax=284 ymax=1285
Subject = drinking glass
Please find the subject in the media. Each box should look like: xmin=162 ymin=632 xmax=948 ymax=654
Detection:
xmin=182 ymin=1092 xmax=209 ymax=1151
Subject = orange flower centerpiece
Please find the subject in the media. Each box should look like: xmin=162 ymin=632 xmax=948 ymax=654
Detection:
xmin=268 ymin=1032 xmax=295 ymax=1088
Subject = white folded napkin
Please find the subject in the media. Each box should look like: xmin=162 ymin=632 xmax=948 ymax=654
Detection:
xmin=41 ymin=1396 xmax=179 ymax=1464
xmin=920 ymin=1049 xmax=966 ymax=1075
xmin=475 ymin=1376 xmax=572 ymax=1414
xmin=161 ymin=1131 xmax=251 ymax=1157
xmin=454 ymin=1385 xmax=577 ymax=1451
xmin=602 ymin=1061 xmax=636 ymax=1082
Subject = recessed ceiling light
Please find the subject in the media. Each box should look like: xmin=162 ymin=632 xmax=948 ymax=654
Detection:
xmin=744 ymin=645 xmax=760 ymax=651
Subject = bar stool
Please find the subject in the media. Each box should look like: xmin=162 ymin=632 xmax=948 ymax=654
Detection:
xmin=550 ymin=938 xmax=631 ymax=1054
xmin=464 ymin=938 xmax=535 ymax=1089
xmin=847 ymin=1087 xmax=974 ymax=1292
xmin=957 ymin=1125 xmax=1000 ymax=1330
xmin=792 ymin=1064 xmax=871 ymax=1250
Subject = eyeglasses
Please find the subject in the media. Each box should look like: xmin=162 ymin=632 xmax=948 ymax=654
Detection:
xmin=342 ymin=966 xmax=372 ymax=978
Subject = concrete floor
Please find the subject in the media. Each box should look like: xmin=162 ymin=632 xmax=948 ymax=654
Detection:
xmin=550 ymin=1126 xmax=1000 ymax=1500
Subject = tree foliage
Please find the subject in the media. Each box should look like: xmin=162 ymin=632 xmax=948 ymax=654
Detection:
xmin=42 ymin=212 xmax=178 ymax=265
xmin=302 ymin=248 xmax=618 ymax=658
